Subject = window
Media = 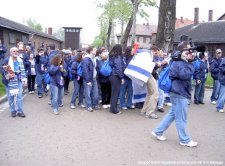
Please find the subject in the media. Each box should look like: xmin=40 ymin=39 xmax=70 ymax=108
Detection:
xmin=143 ymin=37 xmax=146 ymax=43
xmin=9 ymin=33 xmax=16 ymax=44
xmin=137 ymin=37 xmax=139 ymax=42
xmin=22 ymin=35 xmax=28 ymax=44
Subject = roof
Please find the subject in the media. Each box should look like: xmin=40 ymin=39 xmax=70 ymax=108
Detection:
xmin=117 ymin=23 xmax=157 ymax=37
xmin=0 ymin=16 xmax=62 ymax=42
xmin=174 ymin=20 xmax=225 ymax=44
xmin=217 ymin=13 xmax=225 ymax=20
xmin=175 ymin=18 xmax=194 ymax=29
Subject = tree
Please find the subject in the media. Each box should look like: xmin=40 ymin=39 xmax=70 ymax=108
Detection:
xmin=24 ymin=18 xmax=43 ymax=32
xmin=53 ymin=28 xmax=64 ymax=41
xmin=92 ymin=36 xmax=103 ymax=48
xmin=155 ymin=0 xmax=176 ymax=52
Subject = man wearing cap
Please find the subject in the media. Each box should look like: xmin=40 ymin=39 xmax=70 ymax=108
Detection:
xmin=1 ymin=47 xmax=27 ymax=117
xmin=152 ymin=41 xmax=198 ymax=147
xmin=210 ymin=49 xmax=222 ymax=105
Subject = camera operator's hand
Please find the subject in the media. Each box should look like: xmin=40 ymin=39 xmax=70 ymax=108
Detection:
xmin=197 ymin=80 xmax=201 ymax=84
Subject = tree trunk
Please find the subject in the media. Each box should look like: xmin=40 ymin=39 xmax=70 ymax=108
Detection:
xmin=120 ymin=16 xmax=133 ymax=51
xmin=106 ymin=19 xmax=112 ymax=50
xmin=155 ymin=0 xmax=176 ymax=52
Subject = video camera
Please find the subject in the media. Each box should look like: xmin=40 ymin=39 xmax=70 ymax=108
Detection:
xmin=171 ymin=35 xmax=205 ymax=62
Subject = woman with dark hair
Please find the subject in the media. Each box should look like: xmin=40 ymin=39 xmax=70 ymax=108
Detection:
xmin=48 ymin=55 xmax=66 ymax=115
xmin=70 ymin=52 xmax=85 ymax=109
xmin=109 ymin=44 xmax=125 ymax=114
xmin=119 ymin=46 xmax=135 ymax=110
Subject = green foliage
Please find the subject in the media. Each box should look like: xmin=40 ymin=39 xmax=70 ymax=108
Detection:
xmin=206 ymin=73 xmax=213 ymax=87
xmin=0 ymin=75 xmax=6 ymax=97
xmin=24 ymin=18 xmax=43 ymax=32
xmin=92 ymin=36 xmax=104 ymax=47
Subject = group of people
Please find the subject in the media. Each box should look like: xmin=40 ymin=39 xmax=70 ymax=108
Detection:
xmin=1 ymin=40 xmax=224 ymax=148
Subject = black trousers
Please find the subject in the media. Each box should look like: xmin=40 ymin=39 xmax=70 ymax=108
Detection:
xmin=64 ymin=76 xmax=70 ymax=92
xmin=28 ymin=75 xmax=36 ymax=92
xmin=100 ymin=81 xmax=111 ymax=105
xmin=109 ymin=75 xmax=121 ymax=113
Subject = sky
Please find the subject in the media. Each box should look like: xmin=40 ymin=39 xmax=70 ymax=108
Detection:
xmin=0 ymin=0 xmax=224 ymax=44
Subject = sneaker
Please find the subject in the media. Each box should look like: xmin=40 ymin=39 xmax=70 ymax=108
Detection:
xmin=17 ymin=112 xmax=26 ymax=118
xmin=53 ymin=111 xmax=59 ymax=115
xmin=45 ymin=92 xmax=48 ymax=96
xmin=38 ymin=95 xmax=43 ymax=98
xmin=93 ymin=106 xmax=101 ymax=110
xmin=158 ymin=108 xmax=165 ymax=113
xmin=218 ymin=109 xmax=224 ymax=113
xmin=211 ymin=101 xmax=217 ymax=105
xmin=59 ymin=104 xmax=63 ymax=107
xmin=29 ymin=91 xmax=32 ymax=94
xmin=121 ymin=106 xmax=128 ymax=110
xmin=31 ymin=91 xmax=35 ymax=94
xmin=165 ymin=102 xmax=172 ymax=106
xmin=87 ymin=107 xmax=93 ymax=112
xmin=11 ymin=111 xmax=17 ymax=117
xmin=78 ymin=104 xmax=86 ymax=108
xmin=48 ymin=101 xmax=52 ymax=105
xmin=146 ymin=113 xmax=158 ymax=119
xmin=180 ymin=140 xmax=198 ymax=147
xmin=70 ymin=105 xmax=76 ymax=109
xmin=102 ymin=105 xmax=108 ymax=109
xmin=115 ymin=111 xmax=122 ymax=115
xmin=129 ymin=105 xmax=135 ymax=109
xmin=151 ymin=131 xmax=167 ymax=141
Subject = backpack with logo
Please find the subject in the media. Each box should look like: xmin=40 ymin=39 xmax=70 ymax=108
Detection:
xmin=77 ymin=62 xmax=83 ymax=77
xmin=158 ymin=63 xmax=172 ymax=93
xmin=100 ymin=60 xmax=112 ymax=77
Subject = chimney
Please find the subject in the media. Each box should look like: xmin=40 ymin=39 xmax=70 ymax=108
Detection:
xmin=194 ymin=8 xmax=199 ymax=25
xmin=48 ymin=27 xmax=53 ymax=35
xmin=180 ymin=16 xmax=184 ymax=23
xmin=146 ymin=23 xmax=149 ymax=26
xmin=208 ymin=10 xmax=213 ymax=21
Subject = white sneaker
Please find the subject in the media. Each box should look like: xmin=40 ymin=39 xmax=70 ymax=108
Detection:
xmin=106 ymin=104 xmax=111 ymax=108
xmin=165 ymin=102 xmax=172 ymax=106
xmin=218 ymin=109 xmax=224 ymax=113
xmin=180 ymin=140 xmax=198 ymax=147
xmin=211 ymin=101 xmax=217 ymax=105
xmin=102 ymin=105 xmax=108 ymax=109
xmin=121 ymin=106 xmax=128 ymax=110
xmin=151 ymin=131 xmax=167 ymax=141
xmin=70 ymin=105 xmax=75 ymax=109
xmin=78 ymin=104 xmax=86 ymax=108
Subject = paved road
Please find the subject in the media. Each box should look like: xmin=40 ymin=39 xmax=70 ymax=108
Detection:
xmin=0 ymin=88 xmax=224 ymax=166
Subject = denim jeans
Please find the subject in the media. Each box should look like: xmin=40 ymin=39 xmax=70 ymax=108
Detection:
xmin=71 ymin=79 xmax=84 ymax=106
xmin=83 ymin=79 xmax=99 ymax=108
xmin=211 ymin=79 xmax=221 ymax=102
xmin=216 ymin=84 xmax=225 ymax=110
xmin=158 ymin=87 xmax=165 ymax=109
xmin=5 ymin=81 xmax=24 ymax=113
xmin=153 ymin=93 xmax=191 ymax=144
xmin=51 ymin=84 xmax=64 ymax=112
xmin=119 ymin=77 xmax=133 ymax=108
xmin=194 ymin=81 xmax=205 ymax=103
xmin=36 ymin=73 xmax=47 ymax=96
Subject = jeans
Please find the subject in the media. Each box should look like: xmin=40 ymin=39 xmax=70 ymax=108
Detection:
xmin=194 ymin=81 xmax=205 ymax=103
xmin=83 ymin=79 xmax=99 ymax=108
xmin=36 ymin=73 xmax=47 ymax=96
xmin=71 ymin=79 xmax=84 ymax=106
xmin=153 ymin=93 xmax=190 ymax=144
xmin=64 ymin=76 xmax=70 ymax=92
xmin=211 ymin=79 xmax=221 ymax=102
xmin=119 ymin=77 xmax=133 ymax=108
xmin=51 ymin=84 xmax=64 ymax=112
xmin=158 ymin=87 xmax=165 ymax=109
xmin=216 ymin=84 xmax=225 ymax=110
xmin=5 ymin=81 xmax=24 ymax=113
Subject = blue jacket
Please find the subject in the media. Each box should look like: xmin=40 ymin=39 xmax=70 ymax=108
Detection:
xmin=0 ymin=44 xmax=7 ymax=60
xmin=210 ymin=57 xmax=222 ymax=80
xmin=169 ymin=60 xmax=195 ymax=99
xmin=109 ymin=55 xmax=124 ymax=79
xmin=218 ymin=58 xmax=225 ymax=86
xmin=193 ymin=60 xmax=207 ymax=82
xmin=82 ymin=56 xmax=94 ymax=83
xmin=35 ymin=54 xmax=48 ymax=75
xmin=48 ymin=65 xmax=65 ymax=88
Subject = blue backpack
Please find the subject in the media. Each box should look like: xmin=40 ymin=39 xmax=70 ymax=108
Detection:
xmin=44 ymin=72 xmax=51 ymax=84
xmin=77 ymin=62 xmax=83 ymax=77
xmin=158 ymin=63 xmax=172 ymax=93
xmin=100 ymin=60 xmax=112 ymax=77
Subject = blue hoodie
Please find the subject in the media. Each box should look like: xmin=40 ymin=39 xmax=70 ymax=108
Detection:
xmin=218 ymin=58 xmax=225 ymax=86
xmin=48 ymin=65 xmax=66 ymax=88
xmin=109 ymin=55 xmax=125 ymax=79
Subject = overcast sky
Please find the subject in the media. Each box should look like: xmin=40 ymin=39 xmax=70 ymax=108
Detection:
xmin=0 ymin=0 xmax=224 ymax=44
